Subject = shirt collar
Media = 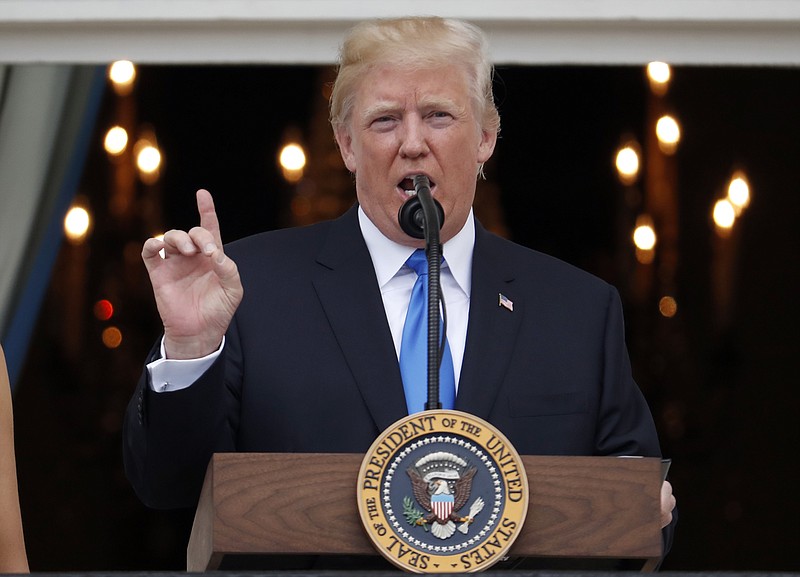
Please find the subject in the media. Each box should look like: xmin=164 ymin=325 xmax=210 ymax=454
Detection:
xmin=358 ymin=206 xmax=474 ymax=297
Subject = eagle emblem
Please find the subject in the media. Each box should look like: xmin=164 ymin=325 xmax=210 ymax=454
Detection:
xmin=405 ymin=451 xmax=485 ymax=540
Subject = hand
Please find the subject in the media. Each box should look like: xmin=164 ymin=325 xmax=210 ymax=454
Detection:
xmin=660 ymin=480 xmax=676 ymax=528
xmin=142 ymin=189 xmax=244 ymax=359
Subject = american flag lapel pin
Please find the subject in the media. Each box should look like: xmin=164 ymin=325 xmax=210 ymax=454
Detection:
xmin=498 ymin=293 xmax=514 ymax=312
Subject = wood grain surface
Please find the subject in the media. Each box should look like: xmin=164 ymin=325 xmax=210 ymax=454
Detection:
xmin=187 ymin=453 xmax=661 ymax=570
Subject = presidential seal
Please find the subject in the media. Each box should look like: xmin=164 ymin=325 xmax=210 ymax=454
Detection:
xmin=357 ymin=410 xmax=528 ymax=573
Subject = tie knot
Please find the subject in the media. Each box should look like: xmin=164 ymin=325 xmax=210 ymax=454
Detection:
xmin=406 ymin=249 xmax=428 ymax=276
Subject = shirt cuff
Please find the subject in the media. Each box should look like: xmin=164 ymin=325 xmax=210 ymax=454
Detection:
xmin=146 ymin=337 xmax=224 ymax=393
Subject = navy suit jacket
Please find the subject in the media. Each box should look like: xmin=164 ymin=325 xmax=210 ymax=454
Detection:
xmin=124 ymin=205 xmax=665 ymax=517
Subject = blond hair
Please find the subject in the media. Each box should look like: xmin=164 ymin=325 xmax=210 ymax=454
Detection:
xmin=330 ymin=17 xmax=500 ymax=135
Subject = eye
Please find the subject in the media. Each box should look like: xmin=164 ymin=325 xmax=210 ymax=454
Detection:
xmin=369 ymin=115 xmax=398 ymax=131
xmin=427 ymin=110 xmax=455 ymax=127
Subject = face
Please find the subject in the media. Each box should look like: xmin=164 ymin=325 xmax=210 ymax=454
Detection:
xmin=335 ymin=64 xmax=497 ymax=246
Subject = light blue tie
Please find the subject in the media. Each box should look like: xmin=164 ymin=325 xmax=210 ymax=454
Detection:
xmin=399 ymin=249 xmax=456 ymax=414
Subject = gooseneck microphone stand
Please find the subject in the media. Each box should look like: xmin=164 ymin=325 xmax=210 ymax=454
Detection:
xmin=398 ymin=175 xmax=447 ymax=411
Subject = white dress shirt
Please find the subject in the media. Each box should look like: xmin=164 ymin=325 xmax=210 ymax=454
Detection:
xmin=358 ymin=207 xmax=473 ymax=390
xmin=148 ymin=207 xmax=474 ymax=393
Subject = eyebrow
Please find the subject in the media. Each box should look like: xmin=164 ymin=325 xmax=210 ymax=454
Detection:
xmin=361 ymin=101 xmax=400 ymax=121
xmin=360 ymin=97 xmax=465 ymax=121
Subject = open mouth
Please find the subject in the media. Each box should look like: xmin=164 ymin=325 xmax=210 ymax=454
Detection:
xmin=399 ymin=176 xmax=436 ymax=196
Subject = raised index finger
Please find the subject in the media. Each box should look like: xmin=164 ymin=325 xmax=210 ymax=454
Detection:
xmin=196 ymin=188 xmax=223 ymax=247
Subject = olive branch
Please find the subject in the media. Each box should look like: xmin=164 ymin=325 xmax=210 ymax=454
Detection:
xmin=402 ymin=496 xmax=428 ymax=531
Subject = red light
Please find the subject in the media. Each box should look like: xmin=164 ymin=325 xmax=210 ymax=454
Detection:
xmin=94 ymin=299 xmax=114 ymax=321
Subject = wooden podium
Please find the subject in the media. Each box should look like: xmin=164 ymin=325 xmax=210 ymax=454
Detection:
xmin=187 ymin=453 xmax=663 ymax=572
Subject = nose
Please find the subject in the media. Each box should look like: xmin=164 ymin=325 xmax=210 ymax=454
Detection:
xmin=398 ymin=116 xmax=430 ymax=158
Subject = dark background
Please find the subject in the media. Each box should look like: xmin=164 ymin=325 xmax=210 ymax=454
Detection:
xmin=12 ymin=64 xmax=800 ymax=571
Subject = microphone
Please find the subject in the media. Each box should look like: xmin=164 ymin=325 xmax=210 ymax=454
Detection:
xmin=398 ymin=175 xmax=447 ymax=411
xmin=398 ymin=179 xmax=445 ymax=239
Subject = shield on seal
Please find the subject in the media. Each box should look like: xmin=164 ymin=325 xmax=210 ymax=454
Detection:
xmin=431 ymin=491 xmax=455 ymax=522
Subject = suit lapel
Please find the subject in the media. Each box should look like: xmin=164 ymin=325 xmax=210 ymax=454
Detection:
xmin=311 ymin=206 xmax=408 ymax=432
xmin=456 ymin=222 xmax=523 ymax=419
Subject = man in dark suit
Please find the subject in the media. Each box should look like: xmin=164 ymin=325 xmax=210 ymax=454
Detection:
xmin=124 ymin=15 xmax=675 ymax=549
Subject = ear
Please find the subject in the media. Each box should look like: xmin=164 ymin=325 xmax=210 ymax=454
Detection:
xmin=334 ymin=125 xmax=357 ymax=173
xmin=476 ymin=128 xmax=497 ymax=164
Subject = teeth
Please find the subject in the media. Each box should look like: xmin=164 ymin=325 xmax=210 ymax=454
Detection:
xmin=400 ymin=176 xmax=429 ymax=196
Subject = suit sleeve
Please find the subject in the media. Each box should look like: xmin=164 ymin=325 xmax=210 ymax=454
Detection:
xmin=593 ymin=288 xmax=662 ymax=457
xmin=123 ymin=336 xmax=241 ymax=509
xmin=596 ymin=287 xmax=676 ymax=558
